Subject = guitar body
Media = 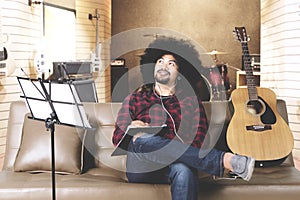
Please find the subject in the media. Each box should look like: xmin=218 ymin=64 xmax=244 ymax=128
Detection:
xmin=227 ymin=87 xmax=294 ymax=161
xmin=0 ymin=5 xmax=16 ymax=77
xmin=0 ymin=43 xmax=16 ymax=77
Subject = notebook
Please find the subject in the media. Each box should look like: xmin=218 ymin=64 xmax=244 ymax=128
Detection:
xmin=111 ymin=124 xmax=167 ymax=156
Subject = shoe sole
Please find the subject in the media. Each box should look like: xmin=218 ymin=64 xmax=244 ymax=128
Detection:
xmin=244 ymin=157 xmax=255 ymax=181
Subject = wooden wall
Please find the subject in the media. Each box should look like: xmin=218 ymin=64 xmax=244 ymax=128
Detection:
xmin=0 ymin=0 xmax=111 ymax=169
xmin=261 ymin=0 xmax=300 ymax=164
xmin=76 ymin=0 xmax=112 ymax=101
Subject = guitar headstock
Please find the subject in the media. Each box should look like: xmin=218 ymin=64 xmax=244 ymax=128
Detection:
xmin=233 ymin=27 xmax=249 ymax=43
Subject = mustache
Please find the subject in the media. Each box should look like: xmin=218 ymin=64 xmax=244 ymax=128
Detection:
xmin=157 ymin=69 xmax=170 ymax=75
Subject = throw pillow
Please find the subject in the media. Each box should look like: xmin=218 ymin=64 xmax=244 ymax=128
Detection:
xmin=14 ymin=114 xmax=86 ymax=174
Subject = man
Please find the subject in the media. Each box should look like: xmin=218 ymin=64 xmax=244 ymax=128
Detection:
xmin=112 ymin=37 xmax=255 ymax=200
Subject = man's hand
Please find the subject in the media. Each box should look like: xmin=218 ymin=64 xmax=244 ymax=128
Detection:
xmin=130 ymin=120 xmax=149 ymax=142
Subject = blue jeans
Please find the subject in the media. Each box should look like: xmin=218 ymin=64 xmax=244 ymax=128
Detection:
xmin=126 ymin=134 xmax=225 ymax=200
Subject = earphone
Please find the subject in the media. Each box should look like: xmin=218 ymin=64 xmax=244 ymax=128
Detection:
xmin=155 ymin=83 xmax=185 ymax=143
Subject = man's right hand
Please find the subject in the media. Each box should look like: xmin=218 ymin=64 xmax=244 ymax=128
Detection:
xmin=130 ymin=120 xmax=149 ymax=142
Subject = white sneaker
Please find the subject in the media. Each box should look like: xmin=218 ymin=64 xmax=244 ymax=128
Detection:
xmin=230 ymin=155 xmax=255 ymax=181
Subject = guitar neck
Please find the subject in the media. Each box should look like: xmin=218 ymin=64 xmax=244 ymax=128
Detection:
xmin=241 ymin=42 xmax=258 ymax=100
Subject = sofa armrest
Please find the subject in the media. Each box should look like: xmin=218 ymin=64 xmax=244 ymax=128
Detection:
xmin=3 ymin=101 xmax=28 ymax=171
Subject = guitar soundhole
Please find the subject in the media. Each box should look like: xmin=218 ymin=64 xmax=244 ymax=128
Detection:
xmin=246 ymin=100 xmax=265 ymax=116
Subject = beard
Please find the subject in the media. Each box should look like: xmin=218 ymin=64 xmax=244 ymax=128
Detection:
xmin=155 ymin=76 xmax=170 ymax=84
xmin=154 ymin=70 xmax=170 ymax=84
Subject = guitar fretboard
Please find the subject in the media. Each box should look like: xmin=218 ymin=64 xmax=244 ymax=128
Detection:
xmin=241 ymin=41 xmax=258 ymax=101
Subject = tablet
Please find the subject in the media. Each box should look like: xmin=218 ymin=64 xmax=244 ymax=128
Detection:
xmin=111 ymin=124 xmax=167 ymax=156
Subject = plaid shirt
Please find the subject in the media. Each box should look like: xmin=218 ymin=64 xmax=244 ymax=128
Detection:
xmin=112 ymin=84 xmax=208 ymax=148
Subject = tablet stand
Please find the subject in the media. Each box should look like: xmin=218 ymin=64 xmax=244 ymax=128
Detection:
xmin=17 ymin=76 xmax=91 ymax=200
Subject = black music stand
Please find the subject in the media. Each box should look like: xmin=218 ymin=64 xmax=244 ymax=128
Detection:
xmin=17 ymin=76 xmax=91 ymax=200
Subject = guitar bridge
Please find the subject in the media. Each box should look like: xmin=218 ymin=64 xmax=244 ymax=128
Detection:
xmin=246 ymin=125 xmax=272 ymax=132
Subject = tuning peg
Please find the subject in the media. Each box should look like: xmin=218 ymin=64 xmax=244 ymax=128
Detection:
xmin=247 ymin=35 xmax=251 ymax=42
xmin=232 ymin=31 xmax=238 ymax=40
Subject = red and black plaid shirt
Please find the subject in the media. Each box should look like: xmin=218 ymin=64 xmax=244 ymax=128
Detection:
xmin=112 ymin=84 xmax=208 ymax=148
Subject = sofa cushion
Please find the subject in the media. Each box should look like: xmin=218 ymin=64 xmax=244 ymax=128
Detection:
xmin=13 ymin=114 xmax=86 ymax=174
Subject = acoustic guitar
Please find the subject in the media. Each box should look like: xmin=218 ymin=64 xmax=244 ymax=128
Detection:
xmin=226 ymin=27 xmax=294 ymax=164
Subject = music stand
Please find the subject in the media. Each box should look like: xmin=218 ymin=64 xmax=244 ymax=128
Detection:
xmin=17 ymin=76 xmax=91 ymax=200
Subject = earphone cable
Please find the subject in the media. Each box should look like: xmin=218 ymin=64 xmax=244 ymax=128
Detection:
xmin=155 ymin=84 xmax=185 ymax=143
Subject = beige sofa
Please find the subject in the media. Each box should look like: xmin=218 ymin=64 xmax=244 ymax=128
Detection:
xmin=0 ymin=100 xmax=300 ymax=200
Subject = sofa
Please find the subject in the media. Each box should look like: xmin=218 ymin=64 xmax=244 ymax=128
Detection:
xmin=0 ymin=100 xmax=300 ymax=200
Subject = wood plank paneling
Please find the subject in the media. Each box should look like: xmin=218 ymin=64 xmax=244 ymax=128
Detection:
xmin=261 ymin=0 xmax=300 ymax=165
xmin=76 ymin=0 xmax=111 ymax=103
xmin=0 ymin=0 xmax=112 ymax=166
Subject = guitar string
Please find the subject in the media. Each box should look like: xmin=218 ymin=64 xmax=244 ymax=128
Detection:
xmin=241 ymin=35 xmax=262 ymax=126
